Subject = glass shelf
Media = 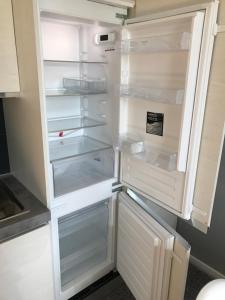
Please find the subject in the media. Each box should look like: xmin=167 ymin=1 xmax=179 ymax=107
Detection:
xmin=121 ymin=32 xmax=190 ymax=54
xmin=45 ymin=88 xmax=107 ymax=97
xmin=44 ymin=59 xmax=107 ymax=64
xmin=120 ymin=85 xmax=184 ymax=104
xmin=49 ymin=136 xmax=112 ymax=162
xmin=48 ymin=117 xmax=106 ymax=133
xmin=63 ymin=77 xmax=107 ymax=95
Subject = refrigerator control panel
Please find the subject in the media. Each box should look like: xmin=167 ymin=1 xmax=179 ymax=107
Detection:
xmin=95 ymin=32 xmax=116 ymax=45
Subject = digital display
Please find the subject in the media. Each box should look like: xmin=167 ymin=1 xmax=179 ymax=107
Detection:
xmin=100 ymin=34 xmax=108 ymax=41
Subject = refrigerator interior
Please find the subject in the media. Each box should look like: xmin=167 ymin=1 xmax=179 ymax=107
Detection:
xmin=40 ymin=13 xmax=121 ymax=197
xmin=58 ymin=199 xmax=110 ymax=289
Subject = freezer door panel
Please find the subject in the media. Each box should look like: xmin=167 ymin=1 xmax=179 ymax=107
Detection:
xmin=117 ymin=192 xmax=190 ymax=300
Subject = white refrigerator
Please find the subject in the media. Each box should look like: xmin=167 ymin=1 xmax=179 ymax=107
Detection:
xmin=18 ymin=0 xmax=220 ymax=299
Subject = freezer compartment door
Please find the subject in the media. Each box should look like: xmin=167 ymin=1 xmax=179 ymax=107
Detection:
xmin=116 ymin=192 xmax=190 ymax=300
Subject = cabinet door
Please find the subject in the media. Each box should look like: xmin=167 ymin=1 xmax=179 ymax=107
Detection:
xmin=0 ymin=0 xmax=20 ymax=94
xmin=117 ymin=192 xmax=190 ymax=300
xmin=0 ymin=226 xmax=54 ymax=300
xmin=119 ymin=2 xmax=219 ymax=229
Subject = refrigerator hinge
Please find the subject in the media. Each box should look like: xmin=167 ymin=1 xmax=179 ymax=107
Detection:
xmin=115 ymin=13 xmax=127 ymax=25
xmin=112 ymin=182 xmax=123 ymax=192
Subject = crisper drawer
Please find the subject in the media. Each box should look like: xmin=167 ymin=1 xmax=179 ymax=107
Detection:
xmin=58 ymin=200 xmax=109 ymax=289
xmin=52 ymin=148 xmax=114 ymax=197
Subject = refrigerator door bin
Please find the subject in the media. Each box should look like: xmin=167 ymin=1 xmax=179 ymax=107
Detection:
xmin=120 ymin=85 xmax=184 ymax=104
xmin=121 ymin=144 xmax=178 ymax=172
xmin=121 ymin=32 xmax=191 ymax=54
xmin=58 ymin=200 xmax=109 ymax=288
xmin=117 ymin=134 xmax=144 ymax=154
xmin=63 ymin=78 xmax=107 ymax=94
xmin=51 ymin=146 xmax=114 ymax=197
xmin=121 ymin=150 xmax=184 ymax=213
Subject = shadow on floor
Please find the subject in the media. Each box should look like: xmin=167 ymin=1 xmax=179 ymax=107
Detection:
xmin=184 ymin=264 xmax=213 ymax=300
xmin=70 ymin=264 xmax=213 ymax=300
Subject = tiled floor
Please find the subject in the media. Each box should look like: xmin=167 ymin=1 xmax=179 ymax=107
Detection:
xmin=71 ymin=264 xmax=213 ymax=300
xmin=184 ymin=264 xmax=213 ymax=300
xmin=84 ymin=277 xmax=135 ymax=300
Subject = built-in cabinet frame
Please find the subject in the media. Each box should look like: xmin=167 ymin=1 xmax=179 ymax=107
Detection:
xmin=0 ymin=0 xmax=20 ymax=96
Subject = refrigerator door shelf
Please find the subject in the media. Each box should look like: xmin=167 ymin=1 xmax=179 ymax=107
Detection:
xmin=117 ymin=133 xmax=144 ymax=154
xmin=121 ymin=151 xmax=184 ymax=214
xmin=120 ymin=84 xmax=184 ymax=104
xmin=121 ymin=31 xmax=191 ymax=54
xmin=118 ymin=136 xmax=177 ymax=172
xmin=131 ymin=147 xmax=177 ymax=172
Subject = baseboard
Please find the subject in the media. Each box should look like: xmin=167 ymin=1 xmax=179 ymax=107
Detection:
xmin=190 ymin=255 xmax=225 ymax=279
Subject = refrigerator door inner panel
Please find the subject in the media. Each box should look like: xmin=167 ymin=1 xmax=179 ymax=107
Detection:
xmin=117 ymin=192 xmax=190 ymax=300
xmin=119 ymin=11 xmax=208 ymax=218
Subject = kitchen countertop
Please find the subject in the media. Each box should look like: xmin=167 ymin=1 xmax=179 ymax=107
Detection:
xmin=0 ymin=174 xmax=50 ymax=243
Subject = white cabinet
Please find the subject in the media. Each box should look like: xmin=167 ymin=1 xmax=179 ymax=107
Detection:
xmin=0 ymin=225 xmax=54 ymax=300
xmin=0 ymin=0 xmax=20 ymax=95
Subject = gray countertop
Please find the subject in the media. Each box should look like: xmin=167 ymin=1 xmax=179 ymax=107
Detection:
xmin=0 ymin=174 xmax=50 ymax=243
